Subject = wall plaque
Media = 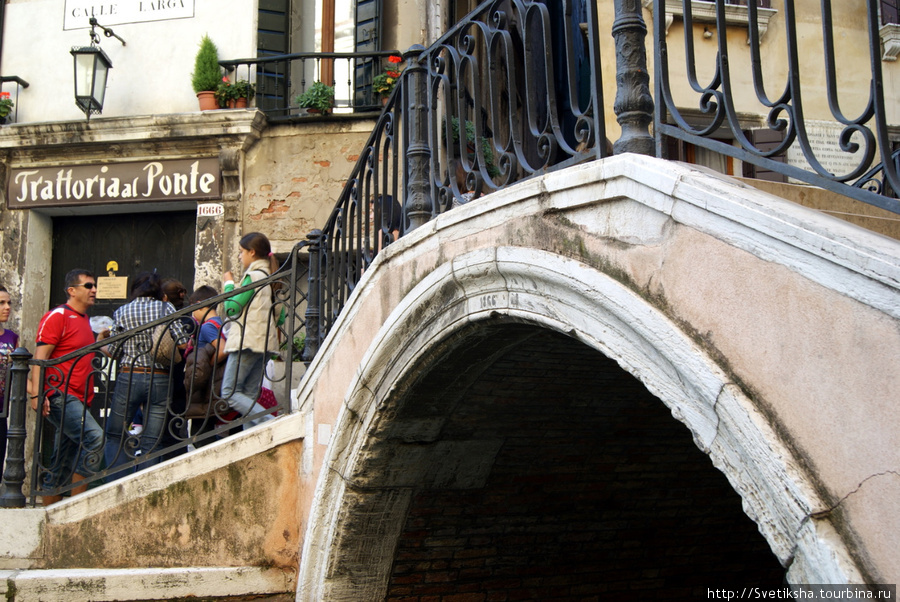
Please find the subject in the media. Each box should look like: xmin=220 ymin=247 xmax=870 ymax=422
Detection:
xmin=786 ymin=120 xmax=874 ymax=183
xmin=7 ymin=158 xmax=220 ymax=209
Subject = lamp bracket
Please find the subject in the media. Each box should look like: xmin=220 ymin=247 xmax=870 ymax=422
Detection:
xmin=88 ymin=17 xmax=126 ymax=47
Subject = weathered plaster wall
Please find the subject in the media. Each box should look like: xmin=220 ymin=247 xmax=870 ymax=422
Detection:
xmin=1 ymin=417 xmax=307 ymax=573
xmin=37 ymin=442 xmax=303 ymax=570
xmin=241 ymin=119 xmax=377 ymax=254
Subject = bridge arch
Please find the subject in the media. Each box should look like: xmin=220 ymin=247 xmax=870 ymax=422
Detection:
xmin=298 ymin=245 xmax=862 ymax=599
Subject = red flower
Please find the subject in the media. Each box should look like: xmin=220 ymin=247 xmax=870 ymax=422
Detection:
xmin=388 ymin=55 xmax=402 ymax=64
xmin=387 ymin=70 xmax=401 ymax=78
xmin=0 ymin=92 xmax=9 ymax=99
xmin=222 ymin=76 xmax=230 ymax=84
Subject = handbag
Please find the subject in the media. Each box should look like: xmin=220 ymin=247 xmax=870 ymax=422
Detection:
xmin=151 ymin=322 xmax=182 ymax=368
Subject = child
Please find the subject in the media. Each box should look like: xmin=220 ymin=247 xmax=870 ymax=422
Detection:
xmin=221 ymin=232 xmax=279 ymax=427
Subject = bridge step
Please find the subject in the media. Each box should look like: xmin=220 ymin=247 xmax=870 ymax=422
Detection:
xmin=0 ymin=566 xmax=295 ymax=601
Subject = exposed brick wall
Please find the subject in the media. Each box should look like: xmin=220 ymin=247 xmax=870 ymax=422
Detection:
xmin=385 ymin=328 xmax=783 ymax=601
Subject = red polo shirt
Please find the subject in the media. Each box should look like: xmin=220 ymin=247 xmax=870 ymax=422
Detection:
xmin=35 ymin=304 xmax=96 ymax=405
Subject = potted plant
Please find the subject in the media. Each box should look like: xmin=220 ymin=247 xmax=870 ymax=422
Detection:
xmin=0 ymin=92 xmax=13 ymax=124
xmin=372 ymin=55 xmax=403 ymax=103
xmin=295 ymin=81 xmax=335 ymax=114
xmin=233 ymin=79 xmax=256 ymax=108
xmin=191 ymin=35 xmax=222 ymax=111
xmin=214 ymin=76 xmax=238 ymax=108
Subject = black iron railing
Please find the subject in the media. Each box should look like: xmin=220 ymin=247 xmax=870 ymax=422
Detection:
xmin=303 ymin=0 xmax=616 ymax=355
xmin=219 ymin=51 xmax=402 ymax=119
xmin=0 ymin=244 xmax=309 ymax=506
xmin=654 ymin=0 xmax=900 ymax=214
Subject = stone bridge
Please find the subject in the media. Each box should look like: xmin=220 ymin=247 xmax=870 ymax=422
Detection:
xmin=2 ymin=154 xmax=898 ymax=601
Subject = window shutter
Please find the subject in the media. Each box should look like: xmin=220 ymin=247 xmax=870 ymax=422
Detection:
xmin=355 ymin=0 xmax=382 ymax=106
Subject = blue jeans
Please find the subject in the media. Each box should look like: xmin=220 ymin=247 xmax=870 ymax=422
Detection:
xmin=42 ymin=393 xmax=104 ymax=490
xmin=104 ymin=371 xmax=169 ymax=478
xmin=221 ymin=350 xmax=273 ymax=428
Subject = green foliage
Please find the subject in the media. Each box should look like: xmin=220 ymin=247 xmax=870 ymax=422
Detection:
xmin=191 ymin=35 xmax=222 ymax=93
xmin=215 ymin=78 xmax=256 ymax=107
xmin=373 ymin=68 xmax=402 ymax=97
xmin=295 ymin=81 xmax=335 ymax=113
xmin=214 ymin=77 xmax=238 ymax=106
xmin=448 ymin=116 xmax=500 ymax=178
xmin=0 ymin=92 xmax=13 ymax=118
xmin=280 ymin=332 xmax=306 ymax=362
xmin=233 ymin=79 xmax=255 ymax=101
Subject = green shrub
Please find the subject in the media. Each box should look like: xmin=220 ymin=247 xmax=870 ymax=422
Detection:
xmin=191 ymin=35 xmax=221 ymax=93
xmin=295 ymin=81 xmax=335 ymax=113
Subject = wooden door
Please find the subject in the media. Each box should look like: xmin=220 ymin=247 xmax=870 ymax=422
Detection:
xmin=49 ymin=211 xmax=196 ymax=318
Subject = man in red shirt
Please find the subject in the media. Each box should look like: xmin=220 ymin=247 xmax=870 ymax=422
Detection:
xmin=28 ymin=269 xmax=105 ymax=505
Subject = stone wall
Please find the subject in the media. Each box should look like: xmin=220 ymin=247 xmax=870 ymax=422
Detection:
xmin=242 ymin=118 xmax=379 ymax=254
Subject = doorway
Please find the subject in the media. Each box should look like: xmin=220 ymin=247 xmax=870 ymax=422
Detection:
xmin=49 ymin=211 xmax=196 ymax=318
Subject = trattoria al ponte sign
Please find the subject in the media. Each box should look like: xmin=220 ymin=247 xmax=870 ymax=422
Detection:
xmin=7 ymin=158 xmax=221 ymax=210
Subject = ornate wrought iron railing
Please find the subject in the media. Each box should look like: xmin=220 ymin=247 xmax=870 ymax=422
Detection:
xmin=303 ymin=0 xmax=617 ymax=355
xmin=0 ymin=244 xmax=309 ymax=506
xmin=653 ymin=0 xmax=900 ymax=214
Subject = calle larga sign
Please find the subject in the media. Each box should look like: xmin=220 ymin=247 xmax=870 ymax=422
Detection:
xmin=7 ymin=158 xmax=221 ymax=209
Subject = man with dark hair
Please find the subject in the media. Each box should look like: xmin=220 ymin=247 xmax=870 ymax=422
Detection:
xmin=27 ymin=268 xmax=105 ymax=505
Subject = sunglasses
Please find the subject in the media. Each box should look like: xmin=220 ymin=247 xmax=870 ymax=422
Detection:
xmin=70 ymin=282 xmax=96 ymax=290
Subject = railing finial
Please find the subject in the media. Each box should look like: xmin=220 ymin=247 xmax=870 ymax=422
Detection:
xmin=0 ymin=347 xmax=33 ymax=508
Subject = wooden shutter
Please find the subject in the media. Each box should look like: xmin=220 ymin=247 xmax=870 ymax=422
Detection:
xmin=354 ymin=0 xmax=381 ymax=106
xmin=258 ymin=0 xmax=291 ymax=115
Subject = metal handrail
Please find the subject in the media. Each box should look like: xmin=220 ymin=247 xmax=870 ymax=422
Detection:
xmin=0 ymin=243 xmax=309 ymax=505
xmin=218 ymin=50 xmax=401 ymax=120
xmin=302 ymin=0 xmax=615 ymax=356
xmin=653 ymin=0 xmax=900 ymax=215
xmin=0 ymin=75 xmax=29 ymax=125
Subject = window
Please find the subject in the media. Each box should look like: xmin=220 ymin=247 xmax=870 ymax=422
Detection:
xmin=880 ymin=0 xmax=900 ymax=61
xmin=882 ymin=0 xmax=899 ymax=25
xmin=645 ymin=0 xmax=779 ymax=40
xmin=725 ymin=0 xmax=772 ymax=7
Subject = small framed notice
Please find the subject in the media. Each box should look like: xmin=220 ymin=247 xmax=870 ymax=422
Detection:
xmin=96 ymin=276 xmax=129 ymax=299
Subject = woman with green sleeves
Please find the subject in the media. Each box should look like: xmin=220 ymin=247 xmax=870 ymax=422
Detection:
xmin=221 ymin=232 xmax=280 ymax=428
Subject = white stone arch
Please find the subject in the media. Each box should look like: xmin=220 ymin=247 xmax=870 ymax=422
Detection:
xmin=297 ymin=245 xmax=863 ymax=600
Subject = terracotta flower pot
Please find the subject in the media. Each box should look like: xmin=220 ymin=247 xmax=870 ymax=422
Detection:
xmin=234 ymin=97 xmax=248 ymax=109
xmin=196 ymin=91 xmax=218 ymax=111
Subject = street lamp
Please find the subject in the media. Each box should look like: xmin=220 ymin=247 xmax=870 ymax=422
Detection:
xmin=71 ymin=18 xmax=126 ymax=120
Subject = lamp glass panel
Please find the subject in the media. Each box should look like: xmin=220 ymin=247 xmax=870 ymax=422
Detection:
xmin=92 ymin=58 xmax=109 ymax=108
xmin=73 ymin=52 xmax=96 ymax=99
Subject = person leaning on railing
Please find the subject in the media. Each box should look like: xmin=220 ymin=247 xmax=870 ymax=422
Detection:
xmin=221 ymin=232 xmax=279 ymax=428
xmin=183 ymin=285 xmax=230 ymax=446
xmin=102 ymin=271 xmax=190 ymax=480
xmin=26 ymin=269 xmax=106 ymax=505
